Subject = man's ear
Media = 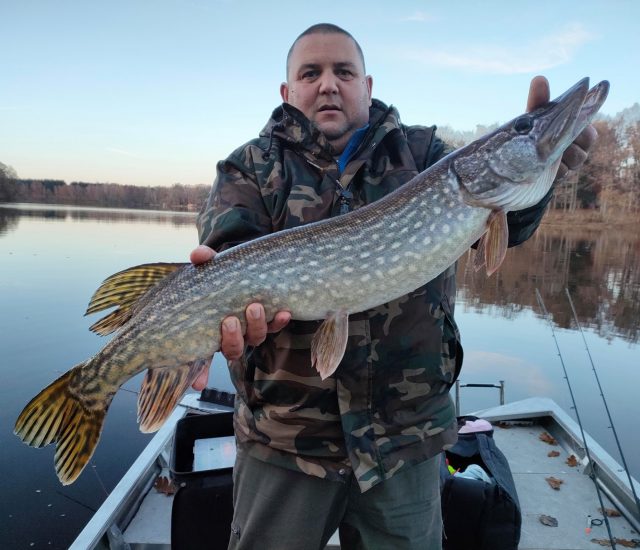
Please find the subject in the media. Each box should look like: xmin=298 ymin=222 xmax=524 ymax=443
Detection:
xmin=280 ymin=82 xmax=289 ymax=103
xmin=366 ymin=75 xmax=373 ymax=106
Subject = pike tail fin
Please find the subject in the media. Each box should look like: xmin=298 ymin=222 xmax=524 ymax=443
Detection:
xmin=14 ymin=366 xmax=108 ymax=485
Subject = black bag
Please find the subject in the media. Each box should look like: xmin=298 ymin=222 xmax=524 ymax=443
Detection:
xmin=440 ymin=416 xmax=521 ymax=550
xmin=171 ymin=480 xmax=234 ymax=550
xmin=170 ymin=411 xmax=235 ymax=550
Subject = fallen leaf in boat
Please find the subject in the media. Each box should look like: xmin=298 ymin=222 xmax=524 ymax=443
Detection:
xmin=598 ymin=507 xmax=622 ymax=517
xmin=539 ymin=514 xmax=558 ymax=527
xmin=539 ymin=432 xmax=558 ymax=445
xmin=566 ymin=454 xmax=578 ymax=467
xmin=154 ymin=475 xmax=177 ymax=496
xmin=548 ymin=450 xmax=560 ymax=457
xmin=545 ymin=476 xmax=563 ymax=490
xmin=590 ymin=538 xmax=640 ymax=548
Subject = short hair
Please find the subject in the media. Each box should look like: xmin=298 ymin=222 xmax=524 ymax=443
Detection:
xmin=286 ymin=23 xmax=366 ymax=79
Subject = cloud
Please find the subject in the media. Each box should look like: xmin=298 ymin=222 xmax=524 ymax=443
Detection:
xmin=403 ymin=23 xmax=594 ymax=74
xmin=399 ymin=11 xmax=436 ymax=23
xmin=106 ymin=147 xmax=143 ymax=159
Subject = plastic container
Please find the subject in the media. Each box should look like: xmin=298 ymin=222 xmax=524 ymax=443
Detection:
xmin=170 ymin=411 xmax=235 ymax=486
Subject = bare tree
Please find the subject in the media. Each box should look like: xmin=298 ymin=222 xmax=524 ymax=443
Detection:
xmin=0 ymin=162 xmax=19 ymax=202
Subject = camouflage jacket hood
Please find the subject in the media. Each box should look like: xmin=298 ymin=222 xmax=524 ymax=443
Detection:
xmin=259 ymin=99 xmax=396 ymax=161
xmin=197 ymin=99 xmax=543 ymax=491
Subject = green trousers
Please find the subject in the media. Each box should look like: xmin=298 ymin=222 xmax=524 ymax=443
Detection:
xmin=227 ymin=450 xmax=442 ymax=550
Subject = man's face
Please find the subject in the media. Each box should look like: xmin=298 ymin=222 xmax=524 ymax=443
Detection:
xmin=281 ymin=33 xmax=373 ymax=154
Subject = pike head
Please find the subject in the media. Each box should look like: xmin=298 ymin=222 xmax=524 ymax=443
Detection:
xmin=452 ymin=77 xmax=609 ymax=212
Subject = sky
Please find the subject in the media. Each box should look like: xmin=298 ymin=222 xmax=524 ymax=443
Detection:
xmin=2 ymin=0 xmax=639 ymax=187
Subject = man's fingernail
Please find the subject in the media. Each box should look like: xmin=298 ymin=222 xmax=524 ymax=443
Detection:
xmin=249 ymin=306 xmax=261 ymax=320
xmin=224 ymin=318 xmax=239 ymax=332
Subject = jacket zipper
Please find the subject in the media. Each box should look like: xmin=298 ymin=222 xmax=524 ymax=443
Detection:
xmin=298 ymin=153 xmax=354 ymax=216
xmin=338 ymin=188 xmax=353 ymax=215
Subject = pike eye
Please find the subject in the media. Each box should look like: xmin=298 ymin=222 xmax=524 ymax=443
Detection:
xmin=513 ymin=116 xmax=533 ymax=134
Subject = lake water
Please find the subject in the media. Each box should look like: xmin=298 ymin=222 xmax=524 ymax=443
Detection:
xmin=1 ymin=203 xmax=638 ymax=549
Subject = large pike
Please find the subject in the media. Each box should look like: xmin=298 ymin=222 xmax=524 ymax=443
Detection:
xmin=15 ymin=78 xmax=609 ymax=484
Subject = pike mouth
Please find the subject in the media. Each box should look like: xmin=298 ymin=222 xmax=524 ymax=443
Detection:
xmin=575 ymin=80 xmax=610 ymax=132
xmin=536 ymin=78 xmax=609 ymax=163
xmin=535 ymin=78 xmax=589 ymax=162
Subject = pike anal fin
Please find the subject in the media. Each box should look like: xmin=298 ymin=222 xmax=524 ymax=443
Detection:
xmin=475 ymin=210 xmax=509 ymax=276
xmin=137 ymin=359 xmax=210 ymax=433
xmin=14 ymin=365 xmax=109 ymax=485
xmin=311 ymin=311 xmax=349 ymax=380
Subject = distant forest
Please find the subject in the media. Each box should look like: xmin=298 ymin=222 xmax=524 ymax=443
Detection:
xmin=2 ymin=105 xmax=639 ymax=217
xmin=0 ymin=166 xmax=210 ymax=212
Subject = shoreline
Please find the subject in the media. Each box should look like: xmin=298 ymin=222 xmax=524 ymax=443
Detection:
xmin=3 ymin=201 xmax=637 ymax=229
xmin=541 ymin=209 xmax=638 ymax=230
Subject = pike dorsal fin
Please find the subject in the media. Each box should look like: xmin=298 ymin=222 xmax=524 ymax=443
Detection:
xmin=86 ymin=262 xmax=187 ymax=335
xmin=311 ymin=310 xmax=349 ymax=380
xmin=137 ymin=359 xmax=209 ymax=433
xmin=474 ymin=210 xmax=509 ymax=276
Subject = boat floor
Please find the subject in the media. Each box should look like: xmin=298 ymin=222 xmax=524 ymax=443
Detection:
xmin=492 ymin=421 xmax=637 ymax=549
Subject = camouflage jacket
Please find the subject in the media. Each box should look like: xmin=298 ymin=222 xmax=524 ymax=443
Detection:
xmin=197 ymin=99 xmax=548 ymax=492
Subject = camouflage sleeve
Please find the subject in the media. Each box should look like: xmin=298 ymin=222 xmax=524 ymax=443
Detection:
xmin=196 ymin=148 xmax=272 ymax=252
xmin=436 ymin=139 xmax=456 ymax=163
xmin=505 ymin=186 xmax=553 ymax=247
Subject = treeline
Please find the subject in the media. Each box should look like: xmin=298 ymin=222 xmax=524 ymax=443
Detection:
xmin=551 ymin=116 xmax=640 ymax=217
xmin=0 ymin=166 xmax=210 ymax=212
xmin=2 ymin=105 xmax=640 ymax=214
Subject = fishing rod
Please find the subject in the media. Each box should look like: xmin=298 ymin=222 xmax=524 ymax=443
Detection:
xmin=565 ymin=287 xmax=640 ymax=516
xmin=535 ymin=289 xmax=616 ymax=548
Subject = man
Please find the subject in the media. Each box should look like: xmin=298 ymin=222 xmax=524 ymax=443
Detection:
xmin=191 ymin=24 xmax=596 ymax=550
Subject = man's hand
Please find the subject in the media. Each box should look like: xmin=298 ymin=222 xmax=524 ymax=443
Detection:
xmin=189 ymin=245 xmax=292 ymax=390
xmin=526 ymin=75 xmax=598 ymax=181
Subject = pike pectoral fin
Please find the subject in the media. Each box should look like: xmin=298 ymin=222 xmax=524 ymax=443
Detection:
xmin=474 ymin=210 xmax=509 ymax=276
xmin=14 ymin=365 xmax=109 ymax=485
xmin=311 ymin=311 xmax=349 ymax=380
xmin=86 ymin=262 xmax=187 ymax=335
xmin=138 ymin=358 xmax=209 ymax=433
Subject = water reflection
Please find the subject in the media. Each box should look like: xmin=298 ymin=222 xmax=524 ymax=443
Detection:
xmin=0 ymin=203 xmax=196 ymax=235
xmin=0 ymin=206 xmax=20 ymax=235
xmin=458 ymin=225 xmax=640 ymax=344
